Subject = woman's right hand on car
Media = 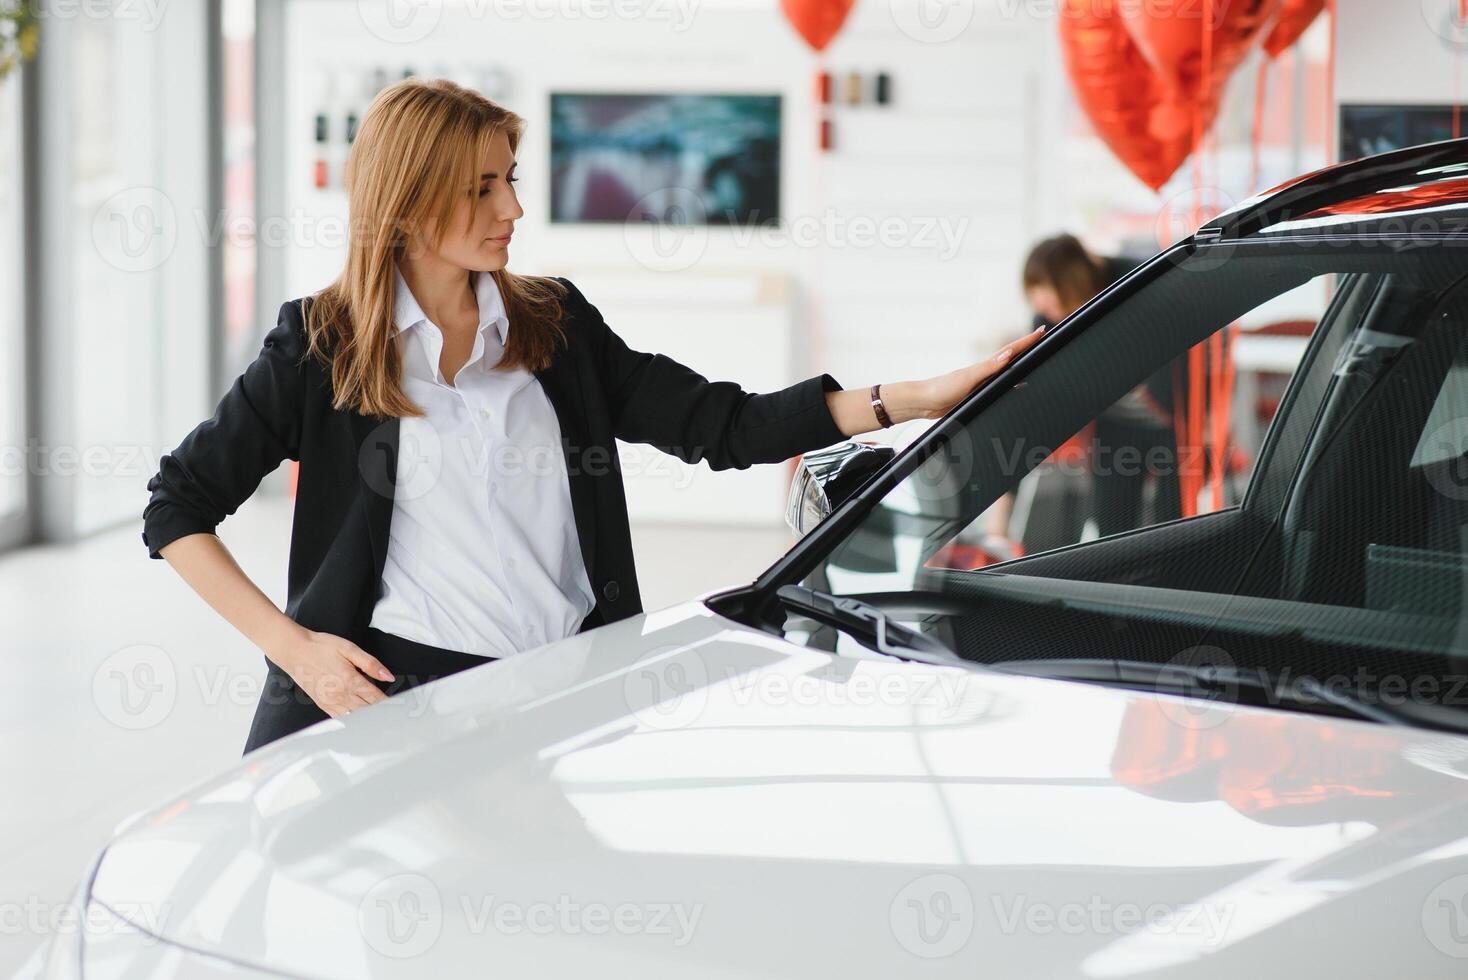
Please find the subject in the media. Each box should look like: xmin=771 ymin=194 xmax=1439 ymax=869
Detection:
xmin=268 ymin=626 xmax=397 ymax=717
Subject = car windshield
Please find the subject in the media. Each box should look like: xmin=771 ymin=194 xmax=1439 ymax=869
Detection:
xmin=779 ymin=239 xmax=1468 ymax=727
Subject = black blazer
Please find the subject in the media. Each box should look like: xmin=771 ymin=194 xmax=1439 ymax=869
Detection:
xmin=141 ymin=278 xmax=847 ymax=645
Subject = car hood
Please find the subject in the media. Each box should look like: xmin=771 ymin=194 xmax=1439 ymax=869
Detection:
xmin=90 ymin=601 xmax=1468 ymax=978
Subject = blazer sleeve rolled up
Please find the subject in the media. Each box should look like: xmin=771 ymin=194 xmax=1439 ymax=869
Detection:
xmin=559 ymin=278 xmax=848 ymax=470
xmin=141 ymin=303 xmax=308 ymax=559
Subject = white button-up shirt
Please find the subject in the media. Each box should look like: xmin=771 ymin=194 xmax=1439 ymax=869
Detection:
xmin=367 ymin=267 xmax=596 ymax=657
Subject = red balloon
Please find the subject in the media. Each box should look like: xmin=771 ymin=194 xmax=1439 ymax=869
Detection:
xmin=1120 ymin=0 xmax=1280 ymax=86
xmin=1059 ymin=0 xmax=1213 ymax=192
xmin=1262 ymin=0 xmax=1326 ymax=58
xmin=779 ymin=0 xmax=855 ymax=52
xmin=1118 ymin=0 xmax=1281 ymax=139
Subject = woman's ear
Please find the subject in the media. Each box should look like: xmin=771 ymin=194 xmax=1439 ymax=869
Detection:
xmin=400 ymin=217 xmax=437 ymax=261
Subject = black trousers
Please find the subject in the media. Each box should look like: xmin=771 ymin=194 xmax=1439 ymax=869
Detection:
xmin=1091 ymin=418 xmax=1183 ymax=538
xmin=242 ymin=626 xmax=495 ymax=755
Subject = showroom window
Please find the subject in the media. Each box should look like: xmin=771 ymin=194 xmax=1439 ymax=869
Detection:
xmin=0 ymin=66 xmax=25 ymax=549
xmin=221 ymin=0 xmax=256 ymax=382
xmin=27 ymin=1 xmax=214 ymax=546
xmin=67 ymin=11 xmax=166 ymax=533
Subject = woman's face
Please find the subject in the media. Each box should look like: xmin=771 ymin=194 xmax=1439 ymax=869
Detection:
xmin=1026 ymin=283 xmax=1067 ymax=326
xmin=418 ymin=128 xmax=522 ymax=272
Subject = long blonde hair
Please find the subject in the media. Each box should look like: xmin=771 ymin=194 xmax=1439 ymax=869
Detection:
xmin=304 ymin=78 xmax=568 ymax=418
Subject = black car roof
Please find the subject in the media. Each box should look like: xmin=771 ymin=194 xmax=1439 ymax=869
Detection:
xmin=1196 ymin=137 xmax=1468 ymax=243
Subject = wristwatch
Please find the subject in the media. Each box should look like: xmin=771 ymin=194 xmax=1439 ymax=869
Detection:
xmin=870 ymin=384 xmax=893 ymax=428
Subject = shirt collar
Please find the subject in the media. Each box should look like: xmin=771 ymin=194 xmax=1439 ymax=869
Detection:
xmin=392 ymin=266 xmax=510 ymax=346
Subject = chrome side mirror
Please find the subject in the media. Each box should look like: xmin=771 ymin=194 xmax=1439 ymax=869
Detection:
xmin=785 ymin=441 xmax=896 ymax=537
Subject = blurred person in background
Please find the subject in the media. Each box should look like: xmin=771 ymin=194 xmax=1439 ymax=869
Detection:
xmin=1022 ymin=233 xmax=1181 ymax=538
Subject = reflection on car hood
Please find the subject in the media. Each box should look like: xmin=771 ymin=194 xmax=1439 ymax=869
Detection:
xmin=89 ymin=602 xmax=1468 ymax=978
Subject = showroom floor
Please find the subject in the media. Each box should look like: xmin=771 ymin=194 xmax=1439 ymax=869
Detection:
xmin=0 ymin=494 xmax=792 ymax=976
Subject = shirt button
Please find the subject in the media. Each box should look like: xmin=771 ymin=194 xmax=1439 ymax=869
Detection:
xmin=506 ymin=555 xmax=517 ymax=569
xmin=602 ymin=580 xmax=620 ymax=602
xmin=481 ymin=407 xmax=492 ymax=418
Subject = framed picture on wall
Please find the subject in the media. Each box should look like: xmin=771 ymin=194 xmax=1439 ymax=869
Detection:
xmin=1340 ymin=104 xmax=1461 ymax=162
xmin=549 ymin=92 xmax=781 ymax=225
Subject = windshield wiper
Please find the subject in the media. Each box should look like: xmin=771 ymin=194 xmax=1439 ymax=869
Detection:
xmin=991 ymin=657 xmax=1468 ymax=733
xmin=774 ymin=585 xmax=970 ymax=668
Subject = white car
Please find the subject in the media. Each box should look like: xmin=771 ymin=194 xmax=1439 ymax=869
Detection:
xmin=45 ymin=139 xmax=1468 ymax=978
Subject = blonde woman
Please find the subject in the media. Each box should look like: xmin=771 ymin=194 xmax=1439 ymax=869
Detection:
xmin=141 ymin=78 xmax=1044 ymax=754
